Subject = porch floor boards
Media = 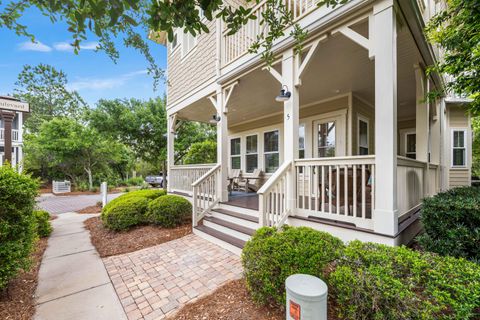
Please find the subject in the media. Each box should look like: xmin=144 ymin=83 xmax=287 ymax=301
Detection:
xmin=223 ymin=192 xmax=259 ymax=211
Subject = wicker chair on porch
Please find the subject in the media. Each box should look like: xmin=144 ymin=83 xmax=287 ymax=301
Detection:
xmin=236 ymin=169 xmax=264 ymax=193
xmin=228 ymin=169 xmax=241 ymax=193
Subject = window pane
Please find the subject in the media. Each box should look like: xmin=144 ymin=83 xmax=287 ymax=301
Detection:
xmin=453 ymin=149 xmax=465 ymax=166
xmin=299 ymin=149 xmax=305 ymax=159
xmin=406 ymin=134 xmax=416 ymax=153
xmin=231 ymin=138 xmax=241 ymax=155
xmin=299 ymin=124 xmax=305 ymax=150
xmin=317 ymin=122 xmax=335 ymax=157
xmin=264 ymin=131 xmax=279 ymax=152
xmin=246 ymin=135 xmax=257 ymax=154
xmin=264 ymin=153 xmax=279 ymax=173
xmin=231 ymin=156 xmax=241 ymax=169
xmin=246 ymin=154 xmax=258 ymax=173
xmin=453 ymin=131 xmax=465 ymax=148
xmin=359 ymin=147 xmax=369 ymax=155
xmin=359 ymin=120 xmax=368 ymax=147
xmin=406 ymin=153 xmax=416 ymax=159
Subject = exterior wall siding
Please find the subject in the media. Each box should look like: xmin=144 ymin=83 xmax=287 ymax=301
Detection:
xmin=166 ymin=19 xmax=217 ymax=107
xmin=447 ymin=105 xmax=471 ymax=187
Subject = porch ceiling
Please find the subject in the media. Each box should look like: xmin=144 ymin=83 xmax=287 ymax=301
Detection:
xmin=178 ymin=21 xmax=421 ymax=126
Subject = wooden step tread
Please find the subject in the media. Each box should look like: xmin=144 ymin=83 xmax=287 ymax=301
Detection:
xmin=204 ymin=216 xmax=256 ymax=236
xmin=195 ymin=225 xmax=246 ymax=249
xmin=212 ymin=208 xmax=259 ymax=223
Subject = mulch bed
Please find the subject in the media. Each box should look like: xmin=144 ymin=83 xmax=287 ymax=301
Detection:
xmin=170 ymin=279 xmax=341 ymax=320
xmin=0 ymin=238 xmax=49 ymax=320
xmin=76 ymin=203 xmax=102 ymax=214
xmin=84 ymin=217 xmax=192 ymax=257
xmin=169 ymin=279 xmax=284 ymax=320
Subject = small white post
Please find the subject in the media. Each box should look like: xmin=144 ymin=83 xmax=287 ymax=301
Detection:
xmin=101 ymin=182 xmax=108 ymax=207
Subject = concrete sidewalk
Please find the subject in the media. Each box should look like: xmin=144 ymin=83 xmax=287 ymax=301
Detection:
xmin=34 ymin=212 xmax=127 ymax=320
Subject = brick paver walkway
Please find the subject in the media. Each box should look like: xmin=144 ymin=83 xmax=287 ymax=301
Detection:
xmin=103 ymin=234 xmax=243 ymax=320
xmin=37 ymin=193 xmax=122 ymax=214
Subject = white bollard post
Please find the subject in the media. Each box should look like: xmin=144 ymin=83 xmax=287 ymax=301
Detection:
xmin=101 ymin=182 xmax=108 ymax=207
xmin=286 ymin=274 xmax=328 ymax=320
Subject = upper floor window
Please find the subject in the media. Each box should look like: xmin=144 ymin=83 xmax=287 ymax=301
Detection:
xmin=182 ymin=32 xmax=197 ymax=58
xmin=264 ymin=130 xmax=279 ymax=173
xmin=452 ymin=129 xmax=467 ymax=167
xmin=230 ymin=137 xmax=241 ymax=169
xmin=169 ymin=30 xmax=180 ymax=52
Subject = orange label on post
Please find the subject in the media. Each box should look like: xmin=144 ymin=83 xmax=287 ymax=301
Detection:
xmin=289 ymin=300 xmax=301 ymax=320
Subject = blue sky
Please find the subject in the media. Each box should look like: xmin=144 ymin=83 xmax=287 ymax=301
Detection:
xmin=0 ymin=6 xmax=167 ymax=107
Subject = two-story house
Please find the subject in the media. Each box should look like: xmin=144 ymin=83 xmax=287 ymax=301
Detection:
xmin=156 ymin=0 xmax=472 ymax=254
xmin=0 ymin=96 xmax=25 ymax=171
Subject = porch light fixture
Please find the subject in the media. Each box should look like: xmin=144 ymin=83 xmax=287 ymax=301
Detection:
xmin=209 ymin=114 xmax=221 ymax=124
xmin=276 ymin=85 xmax=291 ymax=102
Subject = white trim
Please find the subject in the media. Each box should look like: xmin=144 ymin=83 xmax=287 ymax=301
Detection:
xmin=450 ymin=128 xmax=467 ymax=168
xmin=357 ymin=114 xmax=369 ymax=155
xmin=167 ymin=80 xmax=217 ymax=114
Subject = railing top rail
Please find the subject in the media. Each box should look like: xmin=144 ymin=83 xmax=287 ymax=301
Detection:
xmin=257 ymin=160 xmax=292 ymax=195
xmin=171 ymin=164 xmax=216 ymax=169
xmin=294 ymin=155 xmax=376 ymax=166
xmin=191 ymin=163 xmax=221 ymax=187
xmin=397 ymin=156 xmax=427 ymax=168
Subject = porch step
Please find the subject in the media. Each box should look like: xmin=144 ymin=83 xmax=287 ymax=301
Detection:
xmin=211 ymin=208 xmax=259 ymax=223
xmin=204 ymin=216 xmax=256 ymax=236
xmin=194 ymin=225 xmax=246 ymax=255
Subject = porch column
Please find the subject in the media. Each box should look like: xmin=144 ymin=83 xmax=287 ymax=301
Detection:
xmin=1 ymin=111 xmax=15 ymax=165
xmin=373 ymin=0 xmax=398 ymax=236
xmin=166 ymin=114 xmax=175 ymax=192
xmin=414 ymin=66 xmax=429 ymax=163
xmin=216 ymin=86 xmax=229 ymax=202
xmin=282 ymin=48 xmax=300 ymax=211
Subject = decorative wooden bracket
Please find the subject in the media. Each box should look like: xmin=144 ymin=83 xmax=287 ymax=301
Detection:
xmin=295 ymin=35 xmax=326 ymax=86
xmin=208 ymin=81 xmax=239 ymax=114
xmin=263 ymin=65 xmax=283 ymax=85
xmin=332 ymin=14 xmax=374 ymax=60
xmin=169 ymin=113 xmax=179 ymax=133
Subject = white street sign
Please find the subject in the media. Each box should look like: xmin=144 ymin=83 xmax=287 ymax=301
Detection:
xmin=0 ymin=97 xmax=30 ymax=113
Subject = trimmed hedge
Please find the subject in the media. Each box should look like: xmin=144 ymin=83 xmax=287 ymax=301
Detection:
xmin=418 ymin=186 xmax=480 ymax=262
xmin=34 ymin=210 xmax=52 ymax=237
xmin=101 ymin=196 xmax=149 ymax=231
xmin=0 ymin=166 xmax=39 ymax=289
xmin=242 ymin=226 xmax=345 ymax=307
xmin=329 ymin=241 xmax=480 ymax=320
xmin=102 ymin=189 xmax=166 ymax=219
xmin=146 ymin=195 xmax=192 ymax=227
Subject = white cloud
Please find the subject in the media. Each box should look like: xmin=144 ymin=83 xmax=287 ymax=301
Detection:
xmin=53 ymin=41 xmax=99 ymax=52
xmin=18 ymin=41 xmax=52 ymax=52
xmin=68 ymin=70 xmax=149 ymax=91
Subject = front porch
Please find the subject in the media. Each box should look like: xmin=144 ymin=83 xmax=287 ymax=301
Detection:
xmin=166 ymin=1 xmax=442 ymax=246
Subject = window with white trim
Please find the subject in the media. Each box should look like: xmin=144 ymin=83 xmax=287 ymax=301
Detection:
xmin=181 ymin=31 xmax=197 ymax=57
xmin=264 ymin=130 xmax=279 ymax=173
xmin=245 ymin=135 xmax=258 ymax=173
xmin=299 ymin=124 xmax=305 ymax=159
xmin=406 ymin=133 xmax=416 ymax=159
xmin=358 ymin=117 xmax=369 ymax=155
xmin=452 ymin=129 xmax=467 ymax=167
xmin=230 ymin=138 xmax=241 ymax=169
xmin=169 ymin=29 xmax=180 ymax=52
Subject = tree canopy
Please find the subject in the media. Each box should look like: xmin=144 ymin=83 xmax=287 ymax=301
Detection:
xmin=426 ymin=0 xmax=480 ymax=114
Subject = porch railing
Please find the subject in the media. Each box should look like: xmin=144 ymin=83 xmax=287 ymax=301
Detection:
xmin=0 ymin=129 xmax=20 ymax=141
xmin=169 ymin=164 xmax=215 ymax=195
xmin=294 ymin=156 xmax=376 ymax=230
xmin=396 ymin=156 xmax=426 ymax=216
xmin=222 ymin=0 xmax=322 ymax=65
xmin=192 ymin=164 xmax=221 ymax=226
xmin=258 ymin=160 xmax=292 ymax=228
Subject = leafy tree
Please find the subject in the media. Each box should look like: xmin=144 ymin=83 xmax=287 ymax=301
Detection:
xmin=426 ymin=0 xmax=480 ymax=114
xmin=14 ymin=64 xmax=88 ymax=132
xmin=24 ymin=117 xmax=131 ymax=190
xmin=472 ymin=117 xmax=479 ymax=178
xmin=183 ymin=140 xmax=217 ymax=164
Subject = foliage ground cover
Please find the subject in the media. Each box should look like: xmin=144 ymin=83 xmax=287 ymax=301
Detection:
xmin=418 ymin=186 xmax=480 ymax=262
xmin=242 ymin=226 xmax=480 ymax=320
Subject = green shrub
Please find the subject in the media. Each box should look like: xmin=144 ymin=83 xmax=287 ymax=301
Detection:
xmin=242 ymin=226 xmax=344 ymax=307
xmin=145 ymin=195 xmax=192 ymax=227
xmin=329 ymin=241 xmax=480 ymax=320
xmin=125 ymin=177 xmax=144 ymax=186
xmin=101 ymin=196 xmax=149 ymax=231
xmin=34 ymin=210 xmax=52 ymax=237
xmin=418 ymin=186 xmax=480 ymax=262
xmin=0 ymin=166 xmax=39 ymax=289
xmin=102 ymin=189 xmax=166 ymax=214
